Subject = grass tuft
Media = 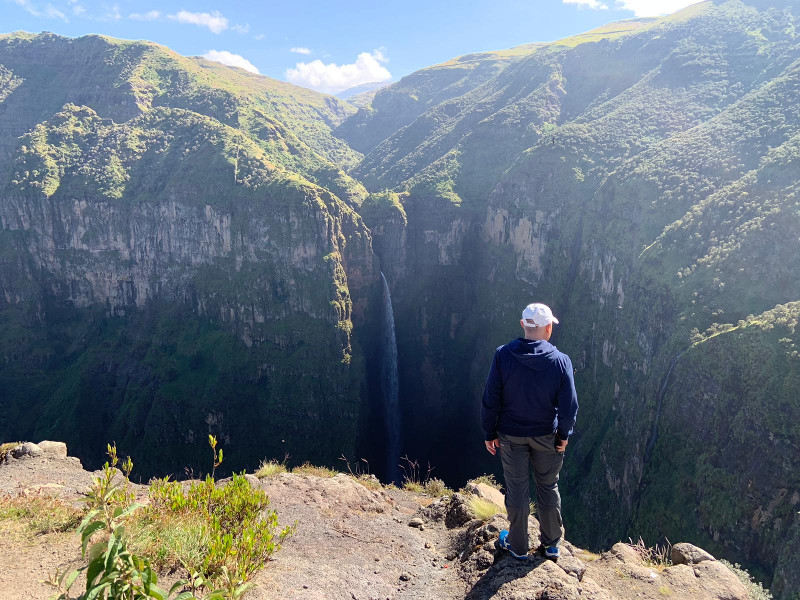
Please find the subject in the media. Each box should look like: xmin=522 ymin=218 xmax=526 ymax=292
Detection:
xmin=292 ymin=463 xmax=338 ymax=478
xmin=626 ymin=536 xmax=671 ymax=571
xmin=576 ymin=549 xmax=602 ymax=562
xmin=468 ymin=496 xmax=505 ymax=521
xmin=255 ymin=459 xmax=287 ymax=479
xmin=0 ymin=492 xmax=83 ymax=535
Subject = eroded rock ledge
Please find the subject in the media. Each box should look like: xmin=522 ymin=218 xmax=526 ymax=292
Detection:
xmin=0 ymin=442 xmax=750 ymax=600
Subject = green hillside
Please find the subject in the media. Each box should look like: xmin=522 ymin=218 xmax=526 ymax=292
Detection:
xmin=0 ymin=32 xmax=379 ymax=479
xmin=338 ymin=1 xmax=800 ymax=596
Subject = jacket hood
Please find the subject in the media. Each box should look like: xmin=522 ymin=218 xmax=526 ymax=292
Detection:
xmin=508 ymin=338 xmax=559 ymax=371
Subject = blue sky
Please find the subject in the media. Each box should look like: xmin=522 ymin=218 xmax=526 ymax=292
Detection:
xmin=4 ymin=0 xmax=701 ymax=93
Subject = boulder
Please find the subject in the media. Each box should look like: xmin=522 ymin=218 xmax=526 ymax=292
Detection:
xmin=662 ymin=560 xmax=749 ymax=600
xmin=444 ymin=493 xmax=475 ymax=529
xmin=10 ymin=442 xmax=43 ymax=460
xmin=608 ymin=542 xmax=643 ymax=565
xmin=37 ymin=441 xmax=68 ymax=459
xmin=672 ymin=542 xmax=716 ymax=565
xmin=466 ymin=481 xmax=506 ymax=510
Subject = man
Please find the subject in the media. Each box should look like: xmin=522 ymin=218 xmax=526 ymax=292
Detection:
xmin=481 ymin=303 xmax=578 ymax=560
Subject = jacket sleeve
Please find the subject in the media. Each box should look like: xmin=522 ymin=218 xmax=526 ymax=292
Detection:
xmin=481 ymin=348 xmax=503 ymax=441
xmin=556 ymin=356 xmax=579 ymax=440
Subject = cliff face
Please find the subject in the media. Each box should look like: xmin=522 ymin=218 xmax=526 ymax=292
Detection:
xmin=341 ymin=1 xmax=800 ymax=595
xmin=0 ymin=36 xmax=379 ymax=476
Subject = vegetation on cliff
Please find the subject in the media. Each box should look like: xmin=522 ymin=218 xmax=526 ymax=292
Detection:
xmin=337 ymin=2 xmax=800 ymax=596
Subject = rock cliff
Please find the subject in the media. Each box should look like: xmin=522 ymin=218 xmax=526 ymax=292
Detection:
xmin=338 ymin=2 xmax=800 ymax=595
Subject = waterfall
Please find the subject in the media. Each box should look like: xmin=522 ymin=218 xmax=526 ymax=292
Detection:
xmin=380 ymin=272 xmax=401 ymax=483
xmin=644 ymin=349 xmax=688 ymax=463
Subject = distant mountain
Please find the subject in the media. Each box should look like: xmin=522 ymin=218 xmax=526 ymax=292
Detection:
xmin=336 ymin=81 xmax=392 ymax=101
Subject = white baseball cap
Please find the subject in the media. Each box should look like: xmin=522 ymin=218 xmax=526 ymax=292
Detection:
xmin=522 ymin=303 xmax=559 ymax=328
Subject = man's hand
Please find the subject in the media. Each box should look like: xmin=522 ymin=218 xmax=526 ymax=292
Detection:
xmin=485 ymin=439 xmax=501 ymax=455
xmin=555 ymin=437 xmax=568 ymax=453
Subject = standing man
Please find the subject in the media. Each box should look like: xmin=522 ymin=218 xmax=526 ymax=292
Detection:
xmin=481 ymin=303 xmax=578 ymax=560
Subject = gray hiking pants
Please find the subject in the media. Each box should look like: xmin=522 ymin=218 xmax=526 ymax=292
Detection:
xmin=499 ymin=432 xmax=565 ymax=555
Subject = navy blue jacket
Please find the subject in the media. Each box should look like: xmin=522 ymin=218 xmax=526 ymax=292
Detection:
xmin=481 ymin=338 xmax=578 ymax=441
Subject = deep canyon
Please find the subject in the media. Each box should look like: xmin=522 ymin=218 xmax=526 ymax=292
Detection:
xmin=0 ymin=1 xmax=799 ymax=597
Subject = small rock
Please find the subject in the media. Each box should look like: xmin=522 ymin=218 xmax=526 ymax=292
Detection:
xmin=399 ymin=573 xmax=411 ymax=581
xmin=474 ymin=550 xmax=494 ymax=570
xmin=424 ymin=541 xmax=432 ymax=549
xmin=671 ymin=542 xmax=715 ymax=565
xmin=557 ymin=555 xmax=587 ymax=581
xmin=408 ymin=517 xmax=424 ymax=528
xmin=37 ymin=441 xmax=67 ymax=459
xmin=419 ymin=524 xmax=425 ymax=531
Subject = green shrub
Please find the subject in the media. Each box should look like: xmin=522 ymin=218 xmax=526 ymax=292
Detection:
xmin=50 ymin=438 xmax=294 ymax=600
xmin=146 ymin=472 xmax=294 ymax=588
xmin=720 ymin=560 xmax=773 ymax=600
xmin=402 ymin=482 xmax=425 ymax=493
xmin=423 ymin=478 xmax=452 ymax=498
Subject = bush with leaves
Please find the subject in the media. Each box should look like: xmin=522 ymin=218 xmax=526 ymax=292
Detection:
xmin=50 ymin=437 xmax=294 ymax=600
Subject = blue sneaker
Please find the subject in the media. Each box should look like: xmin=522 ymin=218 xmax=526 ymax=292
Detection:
xmin=544 ymin=545 xmax=559 ymax=560
xmin=498 ymin=530 xmax=528 ymax=560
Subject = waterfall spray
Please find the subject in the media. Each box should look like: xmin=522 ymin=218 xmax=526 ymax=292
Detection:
xmin=380 ymin=272 xmax=401 ymax=483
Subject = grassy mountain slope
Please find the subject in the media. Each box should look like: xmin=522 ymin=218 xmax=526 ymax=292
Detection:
xmin=340 ymin=1 xmax=800 ymax=595
xmin=0 ymin=32 xmax=366 ymax=205
xmin=0 ymin=33 xmax=379 ymax=477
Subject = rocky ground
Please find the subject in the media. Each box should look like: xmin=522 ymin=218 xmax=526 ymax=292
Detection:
xmin=0 ymin=442 xmax=752 ymax=600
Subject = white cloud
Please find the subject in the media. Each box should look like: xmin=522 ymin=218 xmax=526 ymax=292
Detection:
xmin=168 ymin=10 xmax=228 ymax=34
xmin=68 ymin=0 xmax=86 ymax=16
xmin=290 ymin=47 xmax=311 ymax=55
xmin=129 ymin=10 xmax=161 ymax=20
xmin=103 ymin=3 xmax=121 ymax=21
xmin=563 ymin=0 xmax=608 ymax=9
xmin=254 ymin=34 xmax=265 ymax=41
xmin=286 ymin=49 xmax=391 ymax=94
xmin=563 ymin=0 xmax=699 ymax=15
xmin=202 ymin=50 xmax=260 ymax=74
xmin=12 ymin=0 xmax=68 ymax=20
xmin=614 ymin=0 xmax=698 ymax=16
xmin=231 ymin=23 xmax=249 ymax=34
